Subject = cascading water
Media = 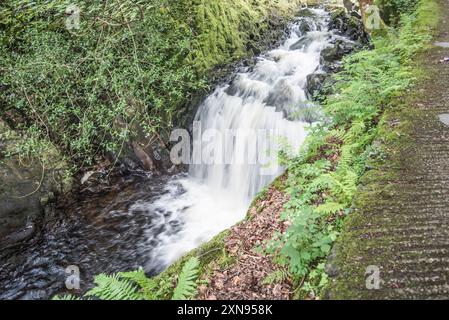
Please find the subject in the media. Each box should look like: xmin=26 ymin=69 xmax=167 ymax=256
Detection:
xmin=146 ymin=8 xmax=335 ymax=271
xmin=0 ymin=7 xmax=350 ymax=300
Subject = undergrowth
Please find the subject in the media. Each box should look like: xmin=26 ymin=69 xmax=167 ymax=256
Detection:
xmin=265 ymin=0 xmax=438 ymax=299
xmin=0 ymin=0 xmax=301 ymax=172
xmin=54 ymin=257 xmax=200 ymax=300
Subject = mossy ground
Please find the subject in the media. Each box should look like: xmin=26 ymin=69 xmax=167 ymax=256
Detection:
xmin=325 ymin=0 xmax=446 ymax=299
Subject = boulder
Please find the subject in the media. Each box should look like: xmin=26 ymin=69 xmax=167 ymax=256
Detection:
xmin=0 ymin=121 xmax=72 ymax=249
xmin=290 ymin=35 xmax=315 ymax=51
xmin=320 ymin=39 xmax=357 ymax=72
xmin=306 ymin=73 xmax=328 ymax=99
xmin=328 ymin=7 xmax=368 ymax=44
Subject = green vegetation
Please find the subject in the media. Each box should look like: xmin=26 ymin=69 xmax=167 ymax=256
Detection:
xmin=1 ymin=0 xmax=301 ymax=171
xmin=8 ymin=0 xmax=440 ymax=301
xmin=54 ymin=257 xmax=200 ymax=300
xmin=265 ymin=0 xmax=439 ymax=298
xmin=376 ymin=0 xmax=420 ymax=24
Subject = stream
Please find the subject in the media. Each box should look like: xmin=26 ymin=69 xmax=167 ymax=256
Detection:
xmin=0 ymin=7 xmax=349 ymax=300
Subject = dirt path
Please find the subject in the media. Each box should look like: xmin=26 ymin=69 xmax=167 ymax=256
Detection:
xmin=325 ymin=0 xmax=449 ymax=299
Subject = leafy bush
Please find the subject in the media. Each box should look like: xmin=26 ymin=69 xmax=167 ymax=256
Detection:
xmin=1 ymin=0 xmax=301 ymax=170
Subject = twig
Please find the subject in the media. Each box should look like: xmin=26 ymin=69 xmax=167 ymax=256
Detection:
xmin=12 ymin=159 xmax=45 ymax=199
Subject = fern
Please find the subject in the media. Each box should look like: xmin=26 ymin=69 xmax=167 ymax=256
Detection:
xmin=315 ymin=201 xmax=345 ymax=216
xmin=52 ymin=294 xmax=82 ymax=300
xmin=172 ymin=257 xmax=200 ymax=300
xmin=118 ymin=268 xmax=161 ymax=300
xmin=85 ymin=273 xmax=144 ymax=300
xmin=262 ymin=269 xmax=289 ymax=285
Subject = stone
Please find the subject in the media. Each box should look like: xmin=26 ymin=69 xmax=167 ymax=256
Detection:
xmin=435 ymin=42 xmax=449 ymax=48
xmin=328 ymin=7 xmax=368 ymax=44
xmin=438 ymin=114 xmax=449 ymax=126
xmin=306 ymin=72 xmax=328 ymax=99
xmin=320 ymin=40 xmax=357 ymax=72
xmin=0 ymin=120 xmax=71 ymax=249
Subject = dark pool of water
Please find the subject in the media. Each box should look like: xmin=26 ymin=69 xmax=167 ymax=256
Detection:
xmin=0 ymin=172 xmax=187 ymax=300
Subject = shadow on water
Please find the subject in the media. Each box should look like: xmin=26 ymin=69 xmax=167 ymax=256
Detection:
xmin=0 ymin=172 xmax=188 ymax=299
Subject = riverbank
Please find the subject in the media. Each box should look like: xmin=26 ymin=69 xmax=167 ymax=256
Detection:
xmin=326 ymin=0 xmax=448 ymax=299
xmin=0 ymin=0 xmax=303 ymax=263
xmin=157 ymin=0 xmax=440 ymax=300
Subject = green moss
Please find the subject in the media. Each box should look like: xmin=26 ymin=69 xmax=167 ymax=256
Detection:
xmin=151 ymin=229 xmax=230 ymax=299
xmin=323 ymin=0 xmax=441 ymax=299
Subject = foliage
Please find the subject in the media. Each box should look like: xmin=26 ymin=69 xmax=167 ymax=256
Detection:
xmin=85 ymin=272 xmax=145 ymax=300
xmin=376 ymin=0 xmax=420 ymax=24
xmin=172 ymin=257 xmax=200 ymax=300
xmin=53 ymin=257 xmax=200 ymax=300
xmin=0 ymin=0 xmax=300 ymax=170
xmin=268 ymin=0 xmax=437 ymax=298
xmin=262 ymin=269 xmax=289 ymax=285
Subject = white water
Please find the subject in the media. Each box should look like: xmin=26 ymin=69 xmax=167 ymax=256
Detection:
xmin=145 ymin=8 xmax=335 ymax=271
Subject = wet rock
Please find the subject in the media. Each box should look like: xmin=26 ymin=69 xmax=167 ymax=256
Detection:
xmin=290 ymin=35 xmax=315 ymax=51
xmin=328 ymin=7 xmax=368 ymax=43
xmin=263 ymin=79 xmax=297 ymax=109
xmin=0 ymin=120 xmax=72 ymax=250
xmin=132 ymin=141 xmax=156 ymax=172
xmin=320 ymin=40 xmax=357 ymax=72
xmin=295 ymin=20 xmax=312 ymax=36
xmin=110 ymin=112 xmax=172 ymax=174
xmin=1 ymin=223 xmax=37 ymax=247
xmin=306 ymin=72 xmax=328 ymax=99
xmin=293 ymin=8 xmax=319 ymax=36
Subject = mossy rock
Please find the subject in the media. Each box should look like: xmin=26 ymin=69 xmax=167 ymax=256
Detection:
xmin=0 ymin=121 xmax=72 ymax=249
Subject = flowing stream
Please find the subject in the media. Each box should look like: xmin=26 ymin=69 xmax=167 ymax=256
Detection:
xmin=0 ymin=7 xmax=341 ymax=299
xmin=148 ymin=8 xmax=333 ymax=270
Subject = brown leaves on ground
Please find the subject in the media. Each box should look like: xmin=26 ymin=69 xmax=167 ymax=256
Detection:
xmin=198 ymin=182 xmax=292 ymax=300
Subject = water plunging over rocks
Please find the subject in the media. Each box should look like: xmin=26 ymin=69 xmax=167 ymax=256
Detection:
xmin=0 ymin=6 xmax=362 ymax=300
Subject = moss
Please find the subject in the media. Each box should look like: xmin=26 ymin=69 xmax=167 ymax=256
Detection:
xmin=152 ymin=229 xmax=230 ymax=299
xmin=323 ymin=0 xmax=441 ymax=299
xmin=187 ymin=0 xmax=303 ymax=73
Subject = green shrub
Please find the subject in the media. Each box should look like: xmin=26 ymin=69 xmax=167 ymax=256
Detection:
xmin=1 ymin=0 xmax=301 ymax=169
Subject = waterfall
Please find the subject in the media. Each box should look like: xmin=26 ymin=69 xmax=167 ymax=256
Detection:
xmin=145 ymin=8 xmax=334 ymax=271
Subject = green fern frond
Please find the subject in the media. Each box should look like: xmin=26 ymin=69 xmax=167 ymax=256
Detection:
xmin=172 ymin=257 xmax=200 ymax=300
xmin=52 ymin=294 xmax=82 ymax=300
xmin=85 ymin=273 xmax=144 ymax=300
xmin=119 ymin=268 xmax=160 ymax=300
xmin=315 ymin=201 xmax=345 ymax=216
xmin=262 ymin=269 xmax=289 ymax=285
